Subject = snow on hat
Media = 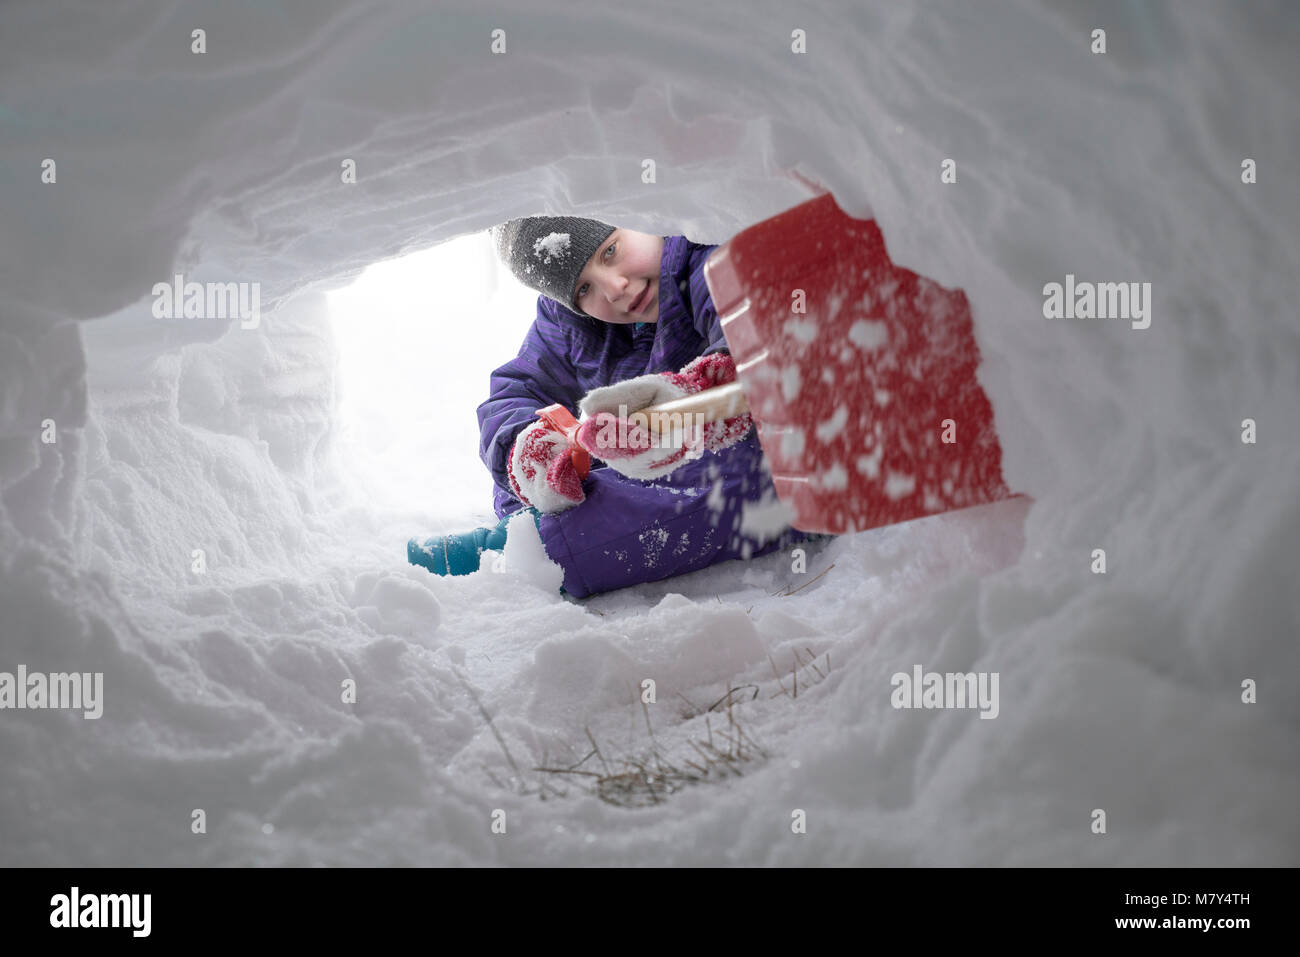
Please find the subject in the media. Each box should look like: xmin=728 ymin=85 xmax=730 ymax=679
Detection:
xmin=490 ymin=216 xmax=617 ymax=317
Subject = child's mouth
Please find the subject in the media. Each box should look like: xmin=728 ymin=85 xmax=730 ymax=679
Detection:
xmin=630 ymin=283 xmax=650 ymax=313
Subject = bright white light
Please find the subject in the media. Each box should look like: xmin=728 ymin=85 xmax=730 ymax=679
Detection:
xmin=326 ymin=231 xmax=538 ymax=526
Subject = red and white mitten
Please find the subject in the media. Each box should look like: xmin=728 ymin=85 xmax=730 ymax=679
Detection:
xmin=507 ymin=419 xmax=586 ymax=514
xmin=575 ymin=353 xmax=753 ymax=480
xmin=677 ymin=352 xmax=742 ymax=392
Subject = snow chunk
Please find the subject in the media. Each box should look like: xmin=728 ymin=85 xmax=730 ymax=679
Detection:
xmin=780 ymin=426 xmax=806 ymax=459
xmin=654 ymin=592 xmax=695 ymax=612
xmin=820 ymin=463 xmax=848 ymax=490
xmin=706 ymin=478 xmax=726 ymax=513
xmin=532 ymin=232 xmax=571 ymax=263
xmin=884 ymin=471 xmax=916 ymax=499
xmin=784 ymin=317 xmax=817 ymax=343
xmin=848 ymin=319 xmax=888 ymax=350
xmin=856 ymin=440 xmax=883 ymax=479
xmin=739 ymin=496 xmax=796 ymax=543
xmin=815 ymin=406 xmax=848 ymax=443
xmin=781 ymin=365 xmax=801 ymax=401
xmin=493 ymin=509 xmax=564 ymax=592
xmin=351 ymin=572 xmax=441 ymax=642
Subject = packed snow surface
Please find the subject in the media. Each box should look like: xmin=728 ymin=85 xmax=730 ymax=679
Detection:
xmin=1 ymin=0 xmax=1297 ymax=865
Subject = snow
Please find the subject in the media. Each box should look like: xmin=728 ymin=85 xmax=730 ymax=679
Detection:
xmin=884 ymin=471 xmax=917 ymax=500
xmin=819 ymin=463 xmax=849 ymax=491
xmin=487 ymin=511 xmax=565 ymax=594
xmin=779 ymin=425 xmax=806 ymax=459
xmin=738 ymin=495 xmax=798 ymax=541
xmin=780 ymin=364 xmax=801 ymax=401
xmin=815 ymin=406 xmax=849 ymax=443
xmin=783 ymin=317 xmax=819 ymax=344
xmin=857 ymin=448 xmax=884 ymax=480
xmin=532 ymin=232 xmax=573 ymax=263
xmin=2 ymin=0 xmax=1298 ymax=866
xmin=848 ymin=319 xmax=889 ymax=350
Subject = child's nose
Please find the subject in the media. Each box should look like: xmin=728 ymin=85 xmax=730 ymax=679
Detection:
xmin=604 ymin=276 xmax=628 ymax=303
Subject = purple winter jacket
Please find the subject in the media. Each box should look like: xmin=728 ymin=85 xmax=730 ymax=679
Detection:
xmin=476 ymin=234 xmax=811 ymax=597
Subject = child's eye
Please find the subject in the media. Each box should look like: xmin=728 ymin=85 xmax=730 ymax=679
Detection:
xmin=575 ymin=241 xmax=618 ymax=303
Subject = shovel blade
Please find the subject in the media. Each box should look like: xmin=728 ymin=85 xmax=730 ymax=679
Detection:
xmin=705 ymin=193 xmax=1012 ymax=534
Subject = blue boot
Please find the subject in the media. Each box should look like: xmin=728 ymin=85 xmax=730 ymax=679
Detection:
xmin=407 ymin=509 xmax=539 ymax=576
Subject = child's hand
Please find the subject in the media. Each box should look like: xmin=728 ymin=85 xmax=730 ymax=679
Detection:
xmin=507 ymin=419 xmax=586 ymax=514
xmin=575 ymin=353 xmax=753 ymax=480
xmin=577 ymin=353 xmax=739 ymax=420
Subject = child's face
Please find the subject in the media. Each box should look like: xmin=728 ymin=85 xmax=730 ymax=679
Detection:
xmin=572 ymin=229 xmax=665 ymax=324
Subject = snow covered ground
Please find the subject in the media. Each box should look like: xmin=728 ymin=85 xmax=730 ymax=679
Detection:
xmin=2 ymin=0 xmax=1297 ymax=866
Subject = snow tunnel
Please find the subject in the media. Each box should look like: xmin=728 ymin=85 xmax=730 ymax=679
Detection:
xmin=1 ymin=0 xmax=1298 ymax=867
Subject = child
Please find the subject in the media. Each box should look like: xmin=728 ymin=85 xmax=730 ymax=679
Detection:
xmin=407 ymin=214 xmax=812 ymax=598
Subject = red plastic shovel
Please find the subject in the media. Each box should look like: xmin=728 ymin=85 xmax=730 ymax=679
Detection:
xmin=636 ymin=191 xmax=1014 ymax=534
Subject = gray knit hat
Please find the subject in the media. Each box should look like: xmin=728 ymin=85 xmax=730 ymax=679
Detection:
xmin=490 ymin=216 xmax=617 ymax=316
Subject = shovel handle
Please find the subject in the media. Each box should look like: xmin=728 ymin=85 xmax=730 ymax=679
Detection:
xmin=638 ymin=381 xmax=749 ymax=436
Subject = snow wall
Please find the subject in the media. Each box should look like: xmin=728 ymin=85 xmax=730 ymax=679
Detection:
xmin=1 ymin=0 xmax=1297 ymax=865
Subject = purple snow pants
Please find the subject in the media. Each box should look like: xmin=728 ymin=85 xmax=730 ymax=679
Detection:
xmin=530 ymin=432 xmax=817 ymax=599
